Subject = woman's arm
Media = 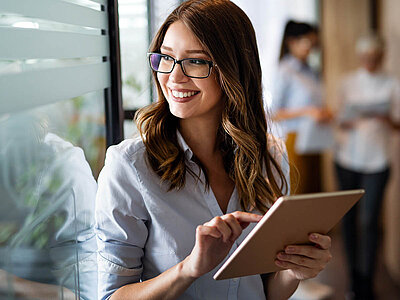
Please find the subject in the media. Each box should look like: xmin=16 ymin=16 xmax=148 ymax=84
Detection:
xmin=273 ymin=107 xmax=332 ymax=123
xmin=110 ymin=212 xmax=262 ymax=300
xmin=262 ymin=271 xmax=299 ymax=300
xmin=263 ymin=233 xmax=332 ymax=300
xmin=110 ymin=261 xmax=195 ymax=300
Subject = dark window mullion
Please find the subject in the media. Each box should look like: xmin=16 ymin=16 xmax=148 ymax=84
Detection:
xmin=105 ymin=0 xmax=124 ymax=146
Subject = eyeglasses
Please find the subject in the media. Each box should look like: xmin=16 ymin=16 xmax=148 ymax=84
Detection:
xmin=148 ymin=52 xmax=214 ymax=79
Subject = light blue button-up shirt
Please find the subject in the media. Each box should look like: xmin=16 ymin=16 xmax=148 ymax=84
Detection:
xmin=271 ymin=55 xmax=323 ymax=137
xmin=95 ymin=132 xmax=289 ymax=300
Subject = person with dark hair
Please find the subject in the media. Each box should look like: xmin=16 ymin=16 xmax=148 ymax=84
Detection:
xmin=272 ymin=20 xmax=332 ymax=195
xmin=279 ymin=20 xmax=318 ymax=61
xmin=335 ymin=34 xmax=400 ymax=300
xmin=95 ymin=2 xmax=332 ymax=299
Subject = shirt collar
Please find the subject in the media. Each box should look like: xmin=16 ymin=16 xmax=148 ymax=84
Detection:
xmin=176 ymin=130 xmax=238 ymax=160
xmin=176 ymin=130 xmax=194 ymax=161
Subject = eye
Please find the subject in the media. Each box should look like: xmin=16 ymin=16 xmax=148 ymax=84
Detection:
xmin=161 ymin=55 xmax=174 ymax=61
xmin=188 ymin=59 xmax=207 ymax=65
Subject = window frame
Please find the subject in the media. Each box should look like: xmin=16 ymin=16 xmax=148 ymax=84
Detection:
xmin=105 ymin=0 xmax=124 ymax=147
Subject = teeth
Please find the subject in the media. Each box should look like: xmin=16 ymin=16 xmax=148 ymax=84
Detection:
xmin=172 ymin=90 xmax=197 ymax=98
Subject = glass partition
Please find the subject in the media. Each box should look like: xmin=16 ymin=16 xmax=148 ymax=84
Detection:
xmin=0 ymin=92 xmax=105 ymax=299
xmin=0 ymin=0 xmax=109 ymax=298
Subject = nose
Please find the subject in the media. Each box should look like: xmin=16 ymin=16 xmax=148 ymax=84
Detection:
xmin=169 ymin=62 xmax=188 ymax=83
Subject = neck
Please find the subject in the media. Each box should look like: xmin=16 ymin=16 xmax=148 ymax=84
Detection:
xmin=291 ymin=53 xmax=307 ymax=63
xmin=179 ymin=116 xmax=221 ymax=160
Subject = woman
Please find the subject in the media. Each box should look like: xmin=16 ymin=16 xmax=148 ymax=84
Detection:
xmin=95 ymin=1 xmax=332 ymax=299
xmin=271 ymin=20 xmax=332 ymax=194
xmin=335 ymin=34 xmax=400 ymax=300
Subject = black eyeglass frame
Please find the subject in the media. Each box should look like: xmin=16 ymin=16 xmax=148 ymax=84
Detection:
xmin=147 ymin=52 xmax=215 ymax=79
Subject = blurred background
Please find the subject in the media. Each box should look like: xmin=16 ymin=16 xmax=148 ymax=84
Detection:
xmin=0 ymin=0 xmax=399 ymax=299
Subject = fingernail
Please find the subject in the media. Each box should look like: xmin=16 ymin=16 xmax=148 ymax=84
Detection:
xmin=310 ymin=234 xmax=318 ymax=241
xmin=285 ymin=246 xmax=295 ymax=253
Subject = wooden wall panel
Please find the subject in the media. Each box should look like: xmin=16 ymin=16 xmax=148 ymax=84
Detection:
xmin=321 ymin=0 xmax=370 ymax=107
xmin=380 ymin=0 xmax=400 ymax=286
xmin=320 ymin=0 xmax=370 ymax=192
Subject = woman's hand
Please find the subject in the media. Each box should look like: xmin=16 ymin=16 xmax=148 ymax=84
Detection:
xmin=307 ymin=107 xmax=333 ymax=123
xmin=182 ymin=211 xmax=262 ymax=279
xmin=274 ymin=233 xmax=332 ymax=280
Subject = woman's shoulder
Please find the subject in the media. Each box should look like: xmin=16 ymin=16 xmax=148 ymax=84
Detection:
xmin=106 ymin=135 xmax=146 ymax=164
xmin=277 ymin=59 xmax=293 ymax=75
xmin=278 ymin=55 xmax=300 ymax=73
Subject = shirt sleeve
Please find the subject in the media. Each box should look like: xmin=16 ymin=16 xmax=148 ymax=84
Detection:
xmin=270 ymin=67 xmax=290 ymax=115
xmin=95 ymin=145 xmax=149 ymax=300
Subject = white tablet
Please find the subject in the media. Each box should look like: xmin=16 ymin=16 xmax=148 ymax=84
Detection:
xmin=213 ymin=190 xmax=364 ymax=280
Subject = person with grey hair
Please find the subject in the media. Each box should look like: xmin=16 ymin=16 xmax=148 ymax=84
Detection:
xmin=334 ymin=33 xmax=400 ymax=300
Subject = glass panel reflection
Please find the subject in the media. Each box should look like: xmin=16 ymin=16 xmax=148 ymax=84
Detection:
xmin=0 ymin=92 xmax=105 ymax=299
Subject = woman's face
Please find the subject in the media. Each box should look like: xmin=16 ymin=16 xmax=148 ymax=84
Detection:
xmin=288 ymin=32 xmax=317 ymax=62
xmin=157 ymin=21 xmax=223 ymax=122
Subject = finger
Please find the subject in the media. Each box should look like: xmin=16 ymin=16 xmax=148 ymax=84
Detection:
xmin=275 ymin=258 xmax=312 ymax=271
xmin=196 ymin=225 xmax=221 ymax=239
xmin=221 ymin=214 xmax=242 ymax=242
xmin=208 ymin=216 xmax=232 ymax=243
xmin=284 ymin=245 xmax=326 ymax=260
xmin=274 ymin=260 xmax=320 ymax=280
xmin=277 ymin=252 xmax=321 ymax=269
xmin=309 ymin=233 xmax=331 ymax=250
xmin=230 ymin=211 xmax=262 ymax=228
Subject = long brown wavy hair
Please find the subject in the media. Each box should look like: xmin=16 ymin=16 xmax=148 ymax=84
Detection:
xmin=136 ymin=0 xmax=288 ymax=213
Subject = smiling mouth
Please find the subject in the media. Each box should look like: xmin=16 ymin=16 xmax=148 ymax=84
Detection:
xmin=170 ymin=89 xmax=200 ymax=99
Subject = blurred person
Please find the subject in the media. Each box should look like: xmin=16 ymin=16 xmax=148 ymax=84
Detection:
xmin=0 ymin=112 xmax=98 ymax=299
xmin=334 ymin=33 xmax=400 ymax=300
xmin=271 ymin=20 xmax=332 ymax=195
xmin=95 ymin=1 xmax=332 ymax=299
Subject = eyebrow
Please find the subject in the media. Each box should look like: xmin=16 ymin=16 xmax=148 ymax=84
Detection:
xmin=160 ymin=45 xmax=209 ymax=55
